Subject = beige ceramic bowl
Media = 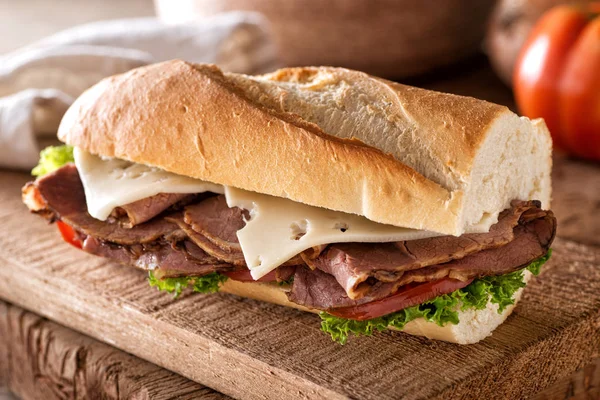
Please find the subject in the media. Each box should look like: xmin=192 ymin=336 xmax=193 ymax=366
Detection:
xmin=155 ymin=0 xmax=495 ymax=78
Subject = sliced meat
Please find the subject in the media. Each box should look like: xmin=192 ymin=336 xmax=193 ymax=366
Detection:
xmin=33 ymin=165 xmax=178 ymax=244
xmin=276 ymin=265 xmax=296 ymax=283
xmin=290 ymin=205 xmax=556 ymax=311
xmin=167 ymin=213 xmax=247 ymax=266
xmin=287 ymin=266 xmax=458 ymax=310
xmin=32 ymin=165 xmax=236 ymax=277
xmin=300 ymin=244 xmax=328 ymax=267
xmin=313 ymin=201 xmax=555 ymax=299
xmin=223 ymin=265 xmax=296 ymax=283
xmin=109 ymin=193 xmax=197 ymax=228
xmin=184 ymin=195 xmax=248 ymax=250
xmin=27 ymin=165 xmax=296 ymax=276
xmin=288 ymin=267 xmax=358 ymax=309
xmin=22 ymin=181 xmax=54 ymax=219
xmin=82 ymin=236 xmax=233 ymax=278
xmin=398 ymin=210 xmax=556 ymax=285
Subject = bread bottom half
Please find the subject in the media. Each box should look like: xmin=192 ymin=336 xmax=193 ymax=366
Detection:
xmin=220 ymin=271 xmax=532 ymax=344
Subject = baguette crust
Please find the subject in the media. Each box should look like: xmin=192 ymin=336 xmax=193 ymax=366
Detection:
xmin=58 ymin=60 xmax=552 ymax=235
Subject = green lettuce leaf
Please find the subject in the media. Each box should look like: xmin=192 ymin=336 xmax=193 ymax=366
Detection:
xmin=526 ymin=248 xmax=551 ymax=276
xmin=32 ymin=145 xmax=74 ymax=177
xmin=278 ymin=275 xmax=295 ymax=287
xmin=319 ymin=293 xmax=463 ymax=345
xmin=148 ymin=271 xmax=227 ymax=298
xmin=192 ymin=273 xmax=228 ymax=294
xmin=320 ymin=250 xmax=552 ymax=344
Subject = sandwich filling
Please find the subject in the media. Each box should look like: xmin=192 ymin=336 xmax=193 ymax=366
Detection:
xmin=23 ymin=146 xmax=557 ymax=343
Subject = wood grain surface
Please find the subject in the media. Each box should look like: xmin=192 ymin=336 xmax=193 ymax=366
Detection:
xmin=550 ymin=157 xmax=600 ymax=248
xmin=532 ymin=357 xmax=600 ymax=400
xmin=0 ymin=164 xmax=599 ymax=400
xmin=0 ymin=301 xmax=228 ymax=400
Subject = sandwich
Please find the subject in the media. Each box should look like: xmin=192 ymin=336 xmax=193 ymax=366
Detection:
xmin=22 ymin=60 xmax=556 ymax=345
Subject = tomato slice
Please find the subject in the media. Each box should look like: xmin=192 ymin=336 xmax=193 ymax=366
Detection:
xmin=327 ymin=278 xmax=473 ymax=321
xmin=56 ymin=221 xmax=82 ymax=249
xmin=223 ymin=269 xmax=278 ymax=282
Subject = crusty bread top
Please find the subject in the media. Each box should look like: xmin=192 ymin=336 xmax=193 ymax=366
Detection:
xmin=234 ymin=67 xmax=504 ymax=192
xmin=58 ymin=60 xmax=552 ymax=235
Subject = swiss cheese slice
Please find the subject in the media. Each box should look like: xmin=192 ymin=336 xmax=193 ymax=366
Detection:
xmin=224 ymin=186 xmax=441 ymax=280
xmin=74 ymin=148 xmax=224 ymax=221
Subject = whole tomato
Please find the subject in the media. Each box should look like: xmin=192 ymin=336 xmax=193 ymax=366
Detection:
xmin=513 ymin=3 xmax=600 ymax=160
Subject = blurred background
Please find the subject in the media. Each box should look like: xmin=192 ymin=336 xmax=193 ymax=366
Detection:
xmin=0 ymin=0 xmax=567 ymax=83
xmin=2 ymin=0 xmax=597 ymax=167
xmin=0 ymin=0 xmax=153 ymax=53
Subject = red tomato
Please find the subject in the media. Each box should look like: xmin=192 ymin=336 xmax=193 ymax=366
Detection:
xmin=514 ymin=3 xmax=600 ymax=160
xmin=559 ymin=17 xmax=600 ymax=158
xmin=56 ymin=221 xmax=82 ymax=249
xmin=223 ymin=269 xmax=278 ymax=282
xmin=327 ymin=278 xmax=473 ymax=321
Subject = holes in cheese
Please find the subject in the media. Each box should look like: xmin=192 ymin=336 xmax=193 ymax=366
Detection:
xmin=74 ymin=148 xmax=224 ymax=221
xmin=224 ymin=186 xmax=442 ymax=280
xmin=290 ymin=220 xmax=308 ymax=240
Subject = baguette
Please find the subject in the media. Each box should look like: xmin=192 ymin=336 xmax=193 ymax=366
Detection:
xmin=58 ymin=60 xmax=552 ymax=236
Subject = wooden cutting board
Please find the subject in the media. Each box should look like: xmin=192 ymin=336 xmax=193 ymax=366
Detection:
xmin=0 ymin=157 xmax=599 ymax=400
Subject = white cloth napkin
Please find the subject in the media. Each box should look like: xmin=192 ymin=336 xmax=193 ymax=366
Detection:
xmin=0 ymin=12 xmax=278 ymax=170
